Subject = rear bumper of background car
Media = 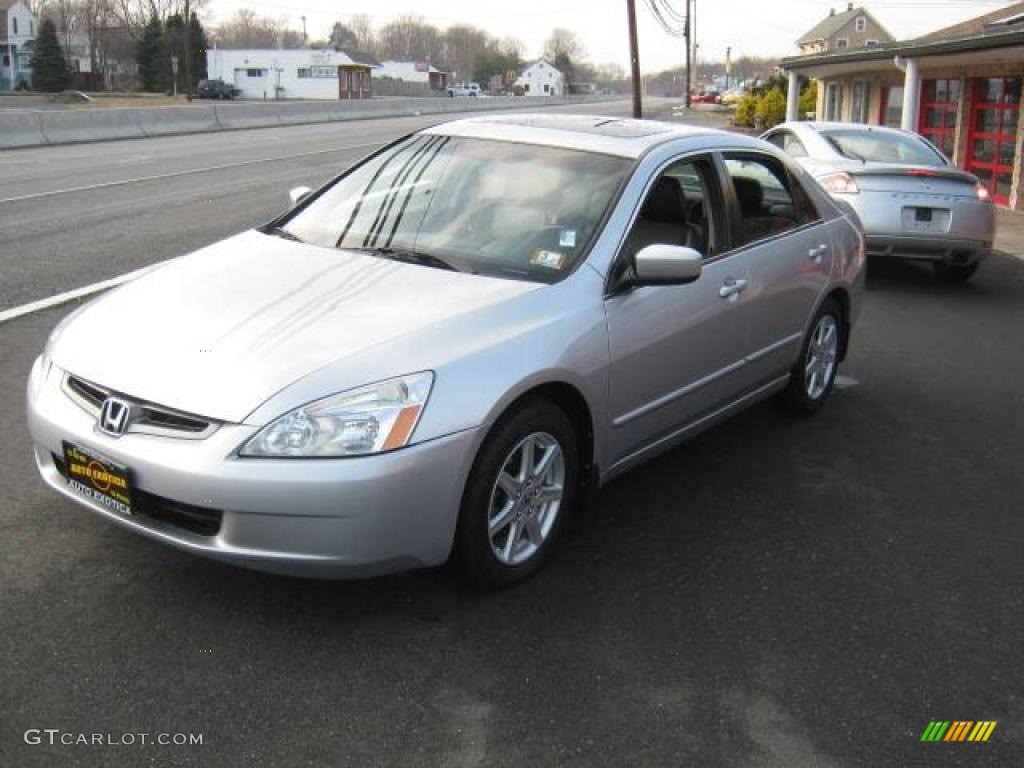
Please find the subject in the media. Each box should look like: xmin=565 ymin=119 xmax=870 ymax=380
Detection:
xmin=837 ymin=190 xmax=994 ymax=263
xmin=27 ymin=357 xmax=479 ymax=578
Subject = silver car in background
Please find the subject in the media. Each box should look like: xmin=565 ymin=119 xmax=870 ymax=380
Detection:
xmin=763 ymin=122 xmax=995 ymax=281
xmin=27 ymin=115 xmax=864 ymax=586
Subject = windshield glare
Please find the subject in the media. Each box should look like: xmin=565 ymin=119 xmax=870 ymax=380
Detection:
xmin=822 ymin=129 xmax=947 ymax=166
xmin=282 ymin=136 xmax=631 ymax=282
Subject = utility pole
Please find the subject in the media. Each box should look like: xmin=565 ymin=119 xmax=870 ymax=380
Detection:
xmin=684 ymin=0 xmax=691 ymax=107
xmin=725 ymin=46 xmax=732 ymax=90
xmin=626 ymin=0 xmax=642 ymax=118
xmin=183 ymin=0 xmax=192 ymax=101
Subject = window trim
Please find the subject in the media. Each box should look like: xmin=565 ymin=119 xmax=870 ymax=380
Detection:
xmin=604 ymin=150 xmax=731 ymax=296
xmin=855 ymin=16 xmax=866 ymax=32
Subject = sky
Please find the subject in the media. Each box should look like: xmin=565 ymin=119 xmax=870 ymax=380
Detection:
xmin=204 ymin=0 xmax=1011 ymax=73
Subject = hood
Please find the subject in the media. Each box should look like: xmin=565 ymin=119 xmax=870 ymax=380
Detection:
xmin=47 ymin=231 xmax=540 ymax=422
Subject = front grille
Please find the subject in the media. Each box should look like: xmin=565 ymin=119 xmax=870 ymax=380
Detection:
xmin=136 ymin=407 xmax=210 ymax=434
xmin=66 ymin=375 xmax=106 ymax=408
xmin=63 ymin=374 xmax=218 ymax=439
xmin=53 ymin=454 xmax=223 ymax=537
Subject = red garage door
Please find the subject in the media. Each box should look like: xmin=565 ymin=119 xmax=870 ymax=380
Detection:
xmin=965 ymin=77 xmax=1020 ymax=206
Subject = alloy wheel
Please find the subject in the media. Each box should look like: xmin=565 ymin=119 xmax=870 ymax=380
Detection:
xmin=805 ymin=314 xmax=838 ymax=400
xmin=487 ymin=432 xmax=565 ymax=566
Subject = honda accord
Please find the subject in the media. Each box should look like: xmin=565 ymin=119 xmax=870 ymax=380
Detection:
xmin=27 ymin=114 xmax=865 ymax=586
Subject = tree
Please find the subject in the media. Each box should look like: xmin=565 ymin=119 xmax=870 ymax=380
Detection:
xmin=348 ymin=13 xmax=376 ymax=54
xmin=213 ymin=9 xmax=302 ymax=49
xmin=443 ymin=24 xmax=489 ymax=83
xmin=136 ymin=15 xmax=166 ymax=92
xmin=377 ymin=14 xmax=443 ymax=63
xmin=329 ymin=21 xmax=358 ymax=49
xmin=799 ymin=80 xmax=817 ymax=120
xmin=30 ymin=18 xmax=71 ymax=91
xmin=543 ymin=28 xmax=584 ymax=63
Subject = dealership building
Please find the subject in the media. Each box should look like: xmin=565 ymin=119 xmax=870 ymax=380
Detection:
xmin=783 ymin=2 xmax=1024 ymax=208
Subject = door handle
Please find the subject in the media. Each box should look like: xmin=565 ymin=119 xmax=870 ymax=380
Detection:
xmin=809 ymin=244 xmax=829 ymax=263
xmin=719 ymin=277 xmax=748 ymax=299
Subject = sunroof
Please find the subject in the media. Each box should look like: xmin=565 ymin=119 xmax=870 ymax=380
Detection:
xmin=481 ymin=114 xmax=675 ymax=138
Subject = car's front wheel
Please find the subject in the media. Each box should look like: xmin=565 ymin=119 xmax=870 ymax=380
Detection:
xmin=783 ymin=298 xmax=843 ymax=414
xmin=455 ymin=399 xmax=578 ymax=588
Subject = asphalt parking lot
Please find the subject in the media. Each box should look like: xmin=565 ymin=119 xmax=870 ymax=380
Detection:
xmin=2 ymin=103 xmax=1023 ymax=767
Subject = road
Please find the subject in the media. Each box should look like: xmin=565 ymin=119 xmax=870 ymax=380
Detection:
xmin=0 ymin=98 xmax=681 ymax=313
xmin=1 ymin=101 xmax=1022 ymax=766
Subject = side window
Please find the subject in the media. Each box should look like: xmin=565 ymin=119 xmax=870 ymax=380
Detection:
xmin=621 ymin=157 xmax=719 ymax=263
xmin=782 ymin=133 xmax=809 ymax=158
xmin=723 ymin=155 xmax=804 ymax=246
xmin=766 ymin=131 xmax=809 ymax=158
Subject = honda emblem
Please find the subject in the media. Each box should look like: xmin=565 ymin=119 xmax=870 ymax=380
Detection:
xmin=98 ymin=397 xmax=132 ymax=436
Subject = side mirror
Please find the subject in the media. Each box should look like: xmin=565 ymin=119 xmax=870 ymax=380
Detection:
xmin=289 ymin=186 xmax=313 ymax=206
xmin=634 ymin=244 xmax=703 ymax=286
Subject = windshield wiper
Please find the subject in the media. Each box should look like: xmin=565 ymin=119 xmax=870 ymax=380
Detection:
xmin=347 ymin=246 xmax=464 ymax=273
xmin=264 ymin=225 xmax=304 ymax=243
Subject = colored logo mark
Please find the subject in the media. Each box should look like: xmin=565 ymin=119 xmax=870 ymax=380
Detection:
xmin=921 ymin=721 xmax=997 ymax=742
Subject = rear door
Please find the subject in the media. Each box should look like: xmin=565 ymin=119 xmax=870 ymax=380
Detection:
xmin=718 ymin=152 xmax=832 ymax=383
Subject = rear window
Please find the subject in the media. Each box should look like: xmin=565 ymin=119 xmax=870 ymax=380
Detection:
xmin=820 ymin=129 xmax=946 ymax=166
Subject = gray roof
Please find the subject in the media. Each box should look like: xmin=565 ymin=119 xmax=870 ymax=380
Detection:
xmin=335 ymin=48 xmax=381 ymax=68
xmin=917 ymin=0 xmax=1024 ymax=41
xmin=796 ymin=5 xmax=889 ymax=44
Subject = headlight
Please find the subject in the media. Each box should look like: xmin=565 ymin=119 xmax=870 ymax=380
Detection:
xmin=239 ymin=372 xmax=433 ymax=458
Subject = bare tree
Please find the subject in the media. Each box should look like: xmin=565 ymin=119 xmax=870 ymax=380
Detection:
xmin=376 ymin=14 xmax=443 ymax=63
xmin=443 ymin=24 xmax=489 ymax=82
xmin=212 ymin=9 xmax=302 ymax=50
xmin=347 ymin=13 xmax=376 ymax=54
xmin=543 ymin=27 xmax=585 ymax=63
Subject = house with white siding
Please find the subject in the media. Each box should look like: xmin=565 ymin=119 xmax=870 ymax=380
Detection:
xmin=0 ymin=0 xmax=36 ymax=91
xmin=206 ymin=47 xmax=380 ymax=100
xmin=516 ymin=59 xmax=564 ymax=97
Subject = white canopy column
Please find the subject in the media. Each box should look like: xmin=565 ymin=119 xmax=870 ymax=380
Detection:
xmin=900 ymin=57 xmax=920 ymax=132
xmin=786 ymin=70 xmax=800 ymax=122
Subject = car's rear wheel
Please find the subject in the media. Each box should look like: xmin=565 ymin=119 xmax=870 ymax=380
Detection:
xmin=455 ymin=399 xmax=578 ymax=588
xmin=932 ymin=261 xmax=979 ymax=282
xmin=783 ymin=298 xmax=843 ymax=415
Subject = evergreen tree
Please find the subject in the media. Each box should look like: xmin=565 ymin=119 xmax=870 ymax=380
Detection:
xmin=190 ymin=13 xmax=209 ymax=85
xmin=30 ymin=18 xmax=70 ymax=92
xmin=136 ymin=16 xmax=166 ymax=93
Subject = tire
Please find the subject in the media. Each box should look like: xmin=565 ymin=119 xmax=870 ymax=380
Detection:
xmin=454 ymin=398 xmax=578 ymax=588
xmin=783 ymin=298 xmax=844 ymax=415
xmin=932 ymin=261 xmax=979 ymax=282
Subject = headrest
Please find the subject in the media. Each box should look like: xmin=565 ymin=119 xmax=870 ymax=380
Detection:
xmin=641 ymin=176 xmax=685 ymax=224
xmin=733 ymin=176 xmax=763 ymax=217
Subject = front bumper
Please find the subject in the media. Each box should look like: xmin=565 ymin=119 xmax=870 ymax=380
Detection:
xmin=27 ymin=359 xmax=480 ymax=578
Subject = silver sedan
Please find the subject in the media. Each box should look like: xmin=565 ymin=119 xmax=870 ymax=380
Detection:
xmin=27 ymin=114 xmax=864 ymax=586
xmin=762 ymin=122 xmax=995 ymax=282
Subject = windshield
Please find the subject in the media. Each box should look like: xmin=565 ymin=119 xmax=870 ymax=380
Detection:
xmin=280 ymin=135 xmax=632 ymax=282
xmin=820 ymin=129 xmax=947 ymax=166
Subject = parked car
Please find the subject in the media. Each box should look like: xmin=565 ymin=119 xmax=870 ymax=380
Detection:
xmin=720 ymin=88 xmax=747 ymax=106
xmin=447 ymin=82 xmax=482 ymax=98
xmin=196 ymin=79 xmax=239 ymax=100
xmin=762 ymin=122 xmax=995 ymax=281
xmin=27 ymin=115 xmax=864 ymax=586
xmin=691 ymin=90 xmax=720 ymax=104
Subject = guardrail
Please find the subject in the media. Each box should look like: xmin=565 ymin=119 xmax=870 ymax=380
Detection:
xmin=0 ymin=95 xmax=618 ymax=150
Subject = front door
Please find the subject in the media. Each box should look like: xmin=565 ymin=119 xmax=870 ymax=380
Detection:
xmin=965 ymin=77 xmax=1021 ymax=206
xmin=604 ymin=154 xmax=754 ymax=468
